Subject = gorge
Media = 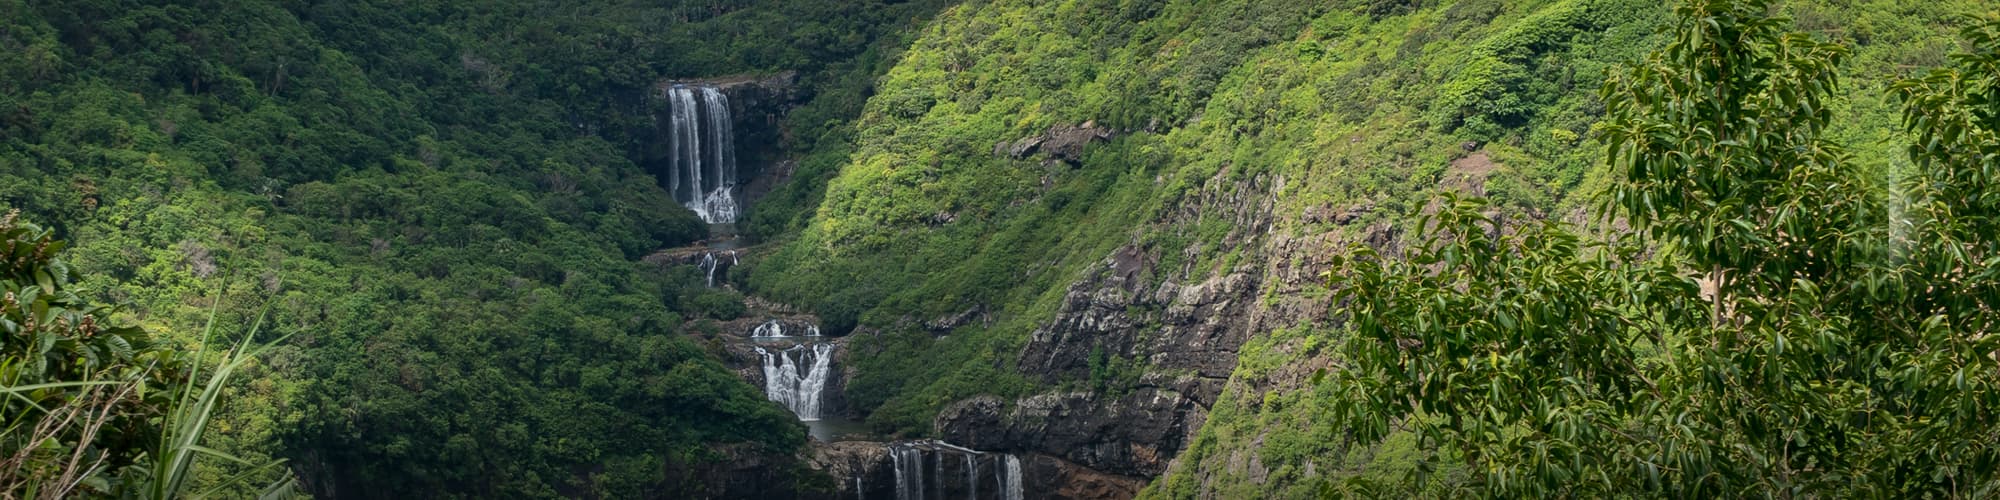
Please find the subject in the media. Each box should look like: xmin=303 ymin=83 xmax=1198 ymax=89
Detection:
xmin=4 ymin=0 xmax=1998 ymax=498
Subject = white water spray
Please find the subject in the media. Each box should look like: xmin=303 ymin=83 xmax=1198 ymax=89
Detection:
xmin=665 ymin=85 xmax=740 ymax=223
xmin=755 ymin=343 xmax=834 ymax=420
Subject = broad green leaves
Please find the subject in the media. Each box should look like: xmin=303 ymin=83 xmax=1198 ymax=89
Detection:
xmin=1331 ymin=1 xmax=2000 ymax=496
xmin=1332 ymin=196 xmax=1701 ymax=496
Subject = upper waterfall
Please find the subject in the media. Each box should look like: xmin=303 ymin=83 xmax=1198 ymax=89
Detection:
xmin=666 ymin=85 xmax=740 ymax=224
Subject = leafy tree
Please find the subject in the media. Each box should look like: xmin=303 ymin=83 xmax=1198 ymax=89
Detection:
xmin=1 ymin=210 xmax=171 ymax=489
xmin=1 ymin=210 xmax=297 ymax=498
xmin=1330 ymin=1 xmax=2000 ymax=496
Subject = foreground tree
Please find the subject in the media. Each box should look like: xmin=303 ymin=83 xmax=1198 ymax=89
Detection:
xmin=0 ymin=210 xmax=296 ymax=498
xmin=1330 ymin=0 xmax=2000 ymax=495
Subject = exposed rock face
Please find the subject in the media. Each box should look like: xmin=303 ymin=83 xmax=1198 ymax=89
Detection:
xmin=809 ymin=441 xmax=896 ymax=499
xmin=996 ymin=122 xmax=1116 ymax=166
xmin=935 ymin=389 xmax=1204 ymax=480
xmin=684 ymin=443 xmax=818 ymax=499
xmin=739 ymin=158 xmax=796 ymax=214
xmin=930 ymin=168 xmax=1304 ymax=498
xmin=1442 ymin=150 xmax=1498 ymax=196
xmin=1024 ymin=453 xmax=1146 ymax=500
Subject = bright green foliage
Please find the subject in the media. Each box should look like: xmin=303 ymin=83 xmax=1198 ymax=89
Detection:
xmin=1329 ymin=197 xmax=1702 ymax=496
xmin=1599 ymin=0 xmax=1857 ymax=288
xmin=1149 ymin=0 xmax=1989 ymax=496
xmin=753 ymin=0 xmax=1676 ymax=436
xmin=0 ymin=211 xmax=298 ymax=499
xmin=1323 ymin=1 xmax=2000 ymax=496
xmin=1 ymin=210 xmax=175 ymax=495
xmin=1 ymin=210 xmax=161 ymax=407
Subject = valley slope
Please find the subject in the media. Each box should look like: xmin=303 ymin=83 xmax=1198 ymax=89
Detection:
xmin=745 ymin=0 xmax=1987 ymax=496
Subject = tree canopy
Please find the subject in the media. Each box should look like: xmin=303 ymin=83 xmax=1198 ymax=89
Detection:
xmin=1329 ymin=1 xmax=2000 ymax=495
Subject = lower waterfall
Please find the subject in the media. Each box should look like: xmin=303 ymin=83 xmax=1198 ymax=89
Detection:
xmin=887 ymin=440 xmax=1024 ymax=500
xmin=1003 ymin=455 xmax=1023 ymax=500
xmin=756 ymin=343 xmax=833 ymax=420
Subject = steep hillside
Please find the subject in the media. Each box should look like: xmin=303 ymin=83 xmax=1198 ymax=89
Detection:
xmin=747 ymin=0 xmax=1988 ymax=495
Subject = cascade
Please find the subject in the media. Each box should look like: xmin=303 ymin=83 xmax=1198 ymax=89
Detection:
xmin=1003 ymin=455 xmax=1023 ymax=500
xmin=700 ymin=252 xmax=718 ymax=288
xmin=892 ymin=445 xmax=924 ymax=500
xmin=887 ymin=440 xmax=1022 ymax=500
xmin=992 ymin=458 xmax=1003 ymax=500
xmin=755 ymin=343 xmax=834 ymax=420
xmin=753 ymin=320 xmax=785 ymax=338
xmin=698 ymin=250 xmax=736 ymax=288
xmin=965 ymin=453 xmax=977 ymax=500
xmin=665 ymin=85 xmax=740 ymax=224
xmin=753 ymin=319 xmax=822 ymax=338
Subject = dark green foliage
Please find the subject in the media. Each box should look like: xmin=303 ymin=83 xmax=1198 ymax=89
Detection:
xmin=0 ymin=0 xmax=956 ymax=496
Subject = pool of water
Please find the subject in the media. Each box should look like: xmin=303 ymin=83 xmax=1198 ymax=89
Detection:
xmin=804 ymin=415 xmax=874 ymax=443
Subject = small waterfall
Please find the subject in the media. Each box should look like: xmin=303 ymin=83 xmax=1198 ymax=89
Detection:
xmin=753 ymin=319 xmax=821 ymax=338
xmin=753 ymin=320 xmax=785 ymax=338
xmin=755 ymin=343 xmax=834 ymax=420
xmin=965 ymin=453 xmax=977 ymax=500
xmin=892 ymin=445 xmax=923 ymax=500
xmin=931 ymin=450 xmax=943 ymax=500
xmin=888 ymin=441 xmax=1022 ymax=500
xmin=665 ymin=85 xmax=740 ymax=224
xmin=698 ymin=250 xmax=735 ymax=288
xmin=700 ymin=252 xmax=718 ymax=287
xmin=1003 ymin=455 xmax=1023 ymax=500
xmin=993 ymin=458 xmax=1003 ymax=500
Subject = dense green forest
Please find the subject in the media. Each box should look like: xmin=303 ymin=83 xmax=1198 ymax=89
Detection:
xmin=1 ymin=0 xmax=944 ymax=497
xmin=4 ymin=0 xmax=1998 ymax=498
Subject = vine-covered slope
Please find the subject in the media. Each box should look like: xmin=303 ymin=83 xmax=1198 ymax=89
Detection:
xmin=748 ymin=0 xmax=1986 ymax=495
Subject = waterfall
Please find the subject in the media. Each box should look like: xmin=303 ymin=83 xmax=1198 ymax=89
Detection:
xmin=700 ymin=253 xmax=718 ymax=288
xmin=892 ymin=445 xmax=924 ymax=500
xmin=930 ymin=450 xmax=942 ymax=500
xmin=753 ymin=320 xmax=785 ymax=338
xmin=665 ymin=85 xmax=740 ymax=224
xmin=993 ymin=457 xmax=1004 ymax=500
xmin=965 ymin=454 xmax=977 ymax=500
xmin=1003 ymin=455 xmax=1023 ymax=500
xmin=896 ymin=448 xmax=912 ymax=500
xmin=889 ymin=441 xmax=1021 ymax=500
xmin=698 ymin=250 xmax=736 ymax=288
xmin=753 ymin=319 xmax=821 ymax=338
xmin=755 ymin=343 xmax=834 ymax=420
